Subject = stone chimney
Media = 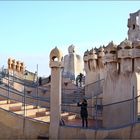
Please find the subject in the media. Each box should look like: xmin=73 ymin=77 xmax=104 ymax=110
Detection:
xmin=117 ymin=39 xmax=132 ymax=75
xmin=104 ymin=41 xmax=117 ymax=74
xmin=128 ymin=10 xmax=140 ymax=41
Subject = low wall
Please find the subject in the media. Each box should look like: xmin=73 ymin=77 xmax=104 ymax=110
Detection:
xmin=0 ymin=107 xmax=49 ymax=139
xmin=59 ymin=123 xmax=140 ymax=139
xmin=1 ymin=104 xmax=140 ymax=139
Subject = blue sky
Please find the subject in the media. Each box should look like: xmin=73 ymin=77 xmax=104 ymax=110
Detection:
xmin=0 ymin=1 xmax=140 ymax=76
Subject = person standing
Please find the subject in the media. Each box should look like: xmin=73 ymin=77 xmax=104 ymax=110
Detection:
xmin=39 ymin=77 xmax=42 ymax=86
xmin=79 ymin=73 xmax=83 ymax=87
xmin=77 ymin=98 xmax=88 ymax=127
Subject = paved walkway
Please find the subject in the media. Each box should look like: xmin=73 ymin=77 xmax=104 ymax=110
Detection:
xmin=65 ymin=118 xmax=102 ymax=129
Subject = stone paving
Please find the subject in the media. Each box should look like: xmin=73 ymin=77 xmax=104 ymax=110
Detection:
xmin=65 ymin=118 xmax=102 ymax=129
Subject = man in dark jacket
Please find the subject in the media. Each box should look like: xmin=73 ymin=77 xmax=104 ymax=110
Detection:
xmin=77 ymin=98 xmax=88 ymax=127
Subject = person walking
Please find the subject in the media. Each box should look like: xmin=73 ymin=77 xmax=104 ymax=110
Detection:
xmin=79 ymin=73 xmax=83 ymax=87
xmin=77 ymin=98 xmax=88 ymax=127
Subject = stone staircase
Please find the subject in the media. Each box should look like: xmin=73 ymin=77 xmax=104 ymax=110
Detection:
xmin=62 ymin=87 xmax=85 ymax=104
xmin=0 ymin=98 xmax=77 ymax=124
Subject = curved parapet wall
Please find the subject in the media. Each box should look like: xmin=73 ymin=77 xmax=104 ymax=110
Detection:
xmin=59 ymin=122 xmax=140 ymax=139
xmin=0 ymin=107 xmax=49 ymax=139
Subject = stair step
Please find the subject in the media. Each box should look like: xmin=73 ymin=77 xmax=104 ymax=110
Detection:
xmin=36 ymin=111 xmax=50 ymax=117
xmin=0 ymin=102 xmax=22 ymax=110
xmin=68 ymin=114 xmax=77 ymax=120
xmin=61 ymin=112 xmax=69 ymax=117
xmin=0 ymin=100 xmax=18 ymax=105
xmin=34 ymin=115 xmax=50 ymax=122
xmin=21 ymin=105 xmax=35 ymax=110
xmin=14 ymin=108 xmax=46 ymax=116
xmin=0 ymin=103 xmax=36 ymax=111
xmin=9 ymin=106 xmax=21 ymax=111
xmin=62 ymin=114 xmax=77 ymax=121
xmin=0 ymin=100 xmax=8 ymax=105
xmin=10 ymin=100 xmax=18 ymax=103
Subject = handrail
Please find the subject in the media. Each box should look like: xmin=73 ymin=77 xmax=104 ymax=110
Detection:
xmin=3 ymin=73 xmax=37 ymax=87
xmin=84 ymin=79 xmax=104 ymax=87
xmin=0 ymin=90 xmax=50 ymax=109
xmin=0 ymin=83 xmax=50 ymax=103
xmin=0 ymin=83 xmax=50 ymax=110
xmin=3 ymin=75 xmax=50 ymax=91
xmin=103 ymin=94 xmax=140 ymax=107
xmin=61 ymin=103 xmax=96 ymax=109
xmin=62 ymin=88 xmax=84 ymax=91
xmin=0 ymin=98 xmax=50 ymax=124
xmin=62 ymin=94 xmax=140 ymax=108
xmin=0 ymin=75 xmax=50 ymax=93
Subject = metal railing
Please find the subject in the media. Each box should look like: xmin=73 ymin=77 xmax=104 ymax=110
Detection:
xmin=61 ymin=93 xmax=140 ymax=130
xmin=0 ymin=73 xmax=50 ymax=120
xmin=1 ymin=69 xmax=140 ymax=130
xmin=84 ymin=79 xmax=104 ymax=98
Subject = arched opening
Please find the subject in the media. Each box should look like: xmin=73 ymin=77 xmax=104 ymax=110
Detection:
xmin=52 ymin=56 xmax=58 ymax=61
xmin=133 ymin=24 xmax=135 ymax=30
xmin=124 ymin=46 xmax=131 ymax=49
xmin=110 ymin=50 xmax=116 ymax=54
